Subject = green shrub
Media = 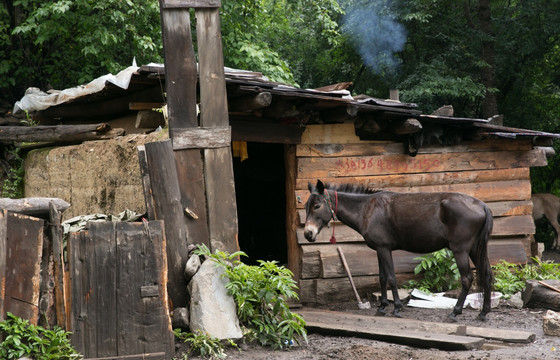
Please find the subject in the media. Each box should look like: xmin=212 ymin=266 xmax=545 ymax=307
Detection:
xmin=173 ymin=329 xmax=236 ymax=359
xmin=404 ymin=248 xmax=461 ymax=293
xmin=194 ymin=244 xmax=307 ymax=350
xmin=493 ymin=257 xmax=560 ymax=299
xmin=0 ymin=312 xmax=82 ymax=359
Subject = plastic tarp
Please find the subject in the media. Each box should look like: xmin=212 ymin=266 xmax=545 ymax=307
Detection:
xmin=13 ymin=64 xmax=139 ymax=114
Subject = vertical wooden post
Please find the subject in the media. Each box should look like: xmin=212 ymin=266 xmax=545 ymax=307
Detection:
xmin=49 ymin=201 xmax=67 ymax=329
xmin=158 ymin=0 xmax=238 ymax=257
xmin=0 ymin=210 xmax=6 ymax=321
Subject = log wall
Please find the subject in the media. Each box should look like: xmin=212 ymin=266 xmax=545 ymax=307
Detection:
xmin=295 ymin=124 xmax=546 ymax=304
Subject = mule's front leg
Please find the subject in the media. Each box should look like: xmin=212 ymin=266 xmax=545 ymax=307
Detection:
xmin=376 ymin=249 xmax=403 ymax=317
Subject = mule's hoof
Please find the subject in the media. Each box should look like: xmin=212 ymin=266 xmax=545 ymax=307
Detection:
xmin=447 ymin=313 xmax=458 ymax=323
xmin=376 ymin=308 xmax=387 ymax=317
xmin=477 ymin=313 xmax=488 ymax=322
xmin=392 ymin=310 xmax=403 ymax=318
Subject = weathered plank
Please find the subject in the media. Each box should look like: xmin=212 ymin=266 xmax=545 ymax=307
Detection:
xmin=295 ymin=168 xmax=530 ymax=190
xmin=0 ymin=124 xmax=123 ymax=143
xmin=70 ymin=222 xmax=173 ymax=358
xmin=144 ymin=140 xmax=189 ymax=308
xmin=299 ymin=237 xmax=530 ymax=279
xmin=196 ymin=8 xmax=239 ymax=254
xmin=136 ymin=146 xmax=156 ymax=220
xmin=49 ymin=201 xmax=67 ymax=329
xmin=0 ymin=197 xmax=70 ymax=217
xmin=115 ymin=221 xmax=174 ymax=357
xmin=296 ymin=138 xmax=533 ymax=157
xmin=295 ymin=180 xmax=532 ymax=207
xmin=174 ymin=150 xmax=210 ymax=248
xmin=298 ymin=308 xmax=535 ymax=344
xmin=3 ymin=212 xmax=44 ymax=323
xmin=172 ymin=126 xmax=231 ymax=149
xmin=285 ymin=145 xmax=301 ymax=279
xmin=493 ymin=215 xmax=535 ymax=236
xmin=159 ymin=5 xmax=198 ymax=131
xmin=296 ymin=149 xmax=546 ymax=178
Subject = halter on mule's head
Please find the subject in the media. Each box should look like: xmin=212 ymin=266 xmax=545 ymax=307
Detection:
xmin=304 ymin=180 xmax=338 ymax=242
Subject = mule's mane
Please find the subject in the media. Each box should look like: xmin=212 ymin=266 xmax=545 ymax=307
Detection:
xmin=325 ymin=183 xmax=382 ymax=194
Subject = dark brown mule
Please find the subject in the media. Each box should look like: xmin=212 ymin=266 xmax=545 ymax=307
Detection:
xmin=532 ymin=193 xmax=560 ymax=250
xmin=304 ymin=180 xmax=494 ymax=321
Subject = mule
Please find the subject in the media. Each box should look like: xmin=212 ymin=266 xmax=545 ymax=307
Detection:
xmin=532 ymin=193 xmax=560 ymax=250
xmin=304 ymin=180 xmax=494 ymax=321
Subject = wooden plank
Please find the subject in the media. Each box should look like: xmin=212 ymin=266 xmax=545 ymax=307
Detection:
xmin=0 ymin=210 xmax=6 ymax=321
xmin=0 ymin=124 xmax=123 ymax=143
xmin=295 ymin=168 xmax=530 ymax=190
xmin=296 ymin=200 xmax=533 ymax=224
xmin=488 ymin=238 xmax=531 ymax=265
xmin=84 ymin=354 xmax=166 ymax=360
xmin=298 ymin=308 xmax=535 ymax=344
xmin=4 ymin=213 xmax=43 ymax=324
xmin=69 ymin=231 xmax=91 ymax=356
xmin=172 ymin=126 xmax=231 ymax=149
xmin=159 ymin=6 xmax=198 ymax=132
xmin=91 ymin=222 xmax=118 ymax=358
xmin=204 ymin=147 xmax=239 ymax=253
xmin=144 ymin=140 xmax=189 ymax=308
xmin=285 ymin=145 xmax=300 ymax=280
xmin=0 ymin=197 xmax=70 ymax=217
xmin=295 ymin=180 xmax=532 ymax=207
xmin=296 ymin=149 xmax=547 ymax=178
xmin=196 ymin=8 xmax=239 ymax=254
xmin=493 ymin=215 xmax=535 ymax=236
xmin=174 ymin=150 xmax=210 ymax=247
xmin=49 ymin=201 xmax=67 ymax=329
xmin=196 ymin=8 xmax=228 ymax=128
xmin=115 ymin=222 xmax=174 ymax=357
xmin=301 ymin=247 xmax=321 ymax=279
xmin=136 ymin=146 xmax=156 ymax=220
xmin=296 ymin=138 xmax=533 ymax=157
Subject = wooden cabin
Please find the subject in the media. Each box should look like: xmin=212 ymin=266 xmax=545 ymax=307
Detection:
xmin=15 ymin=64 xmax=558 ymax=305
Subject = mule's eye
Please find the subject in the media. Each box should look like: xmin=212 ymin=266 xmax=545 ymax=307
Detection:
xmin=313 ymin=203 xmax=321 ymax=210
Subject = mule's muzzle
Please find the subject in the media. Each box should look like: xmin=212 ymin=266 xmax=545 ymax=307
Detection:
xmin=303 ymin=226 xmax=318 ymax=242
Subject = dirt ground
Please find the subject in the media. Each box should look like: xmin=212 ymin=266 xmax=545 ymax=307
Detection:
xmin=181 ymin=250 xmax=560 ymax=360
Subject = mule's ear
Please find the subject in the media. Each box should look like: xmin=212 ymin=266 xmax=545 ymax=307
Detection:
xmin=308 ymin=182 xmax=314 ymax=193
xmin=316 ymin=180 xmax=325 ymax=194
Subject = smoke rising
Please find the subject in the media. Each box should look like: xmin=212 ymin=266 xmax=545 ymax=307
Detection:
xmin=341 ymin=1 xmax=407 ymax=74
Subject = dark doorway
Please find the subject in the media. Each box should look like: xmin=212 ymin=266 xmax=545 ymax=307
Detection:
xmin=233 ymin=142 xmax=287 ymax=265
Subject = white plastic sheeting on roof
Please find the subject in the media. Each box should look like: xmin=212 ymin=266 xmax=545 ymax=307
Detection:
xmin=13 ymin=64 xmax=139 ymax=114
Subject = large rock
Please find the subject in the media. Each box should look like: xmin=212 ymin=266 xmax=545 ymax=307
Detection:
xmin=543 ymin=310 xmax=560 ymax=336
xmin=188 ymin=259 xmax=242 ymax=340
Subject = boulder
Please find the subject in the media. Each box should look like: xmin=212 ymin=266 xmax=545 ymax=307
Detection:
xmin=543 ymin=310 xmax=560 ymax=336
xmin=188 ymin=259 xmax=242 ymax=340
xmin=172 ymin=307 xmax=190 ymax=330
xmin=184 ymin=254 xmax=201 ymax=282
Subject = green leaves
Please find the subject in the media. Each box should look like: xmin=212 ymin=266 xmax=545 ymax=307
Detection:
xmin=0 ymin=312 xmax=82 ymax=359
xmin=492 ymin=257 xmax=560 ymax=299
xmin=194 ymin=244 xmax=308 ymax=350
xmin=405 ymin=248 xmax=461 ymax=293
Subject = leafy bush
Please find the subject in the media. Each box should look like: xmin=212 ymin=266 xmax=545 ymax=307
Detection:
xmin=194 ymin=244 xmax=307 ymax=350
xmin=0 ymin=312 xmax=82 ymax=359
xmin=404 ymin=248 xmax=461 ymax=293
xmin=493 ymin=257 xmax=560 ymax=299
xmin=174 ymin=329 xmax=236 ymax=359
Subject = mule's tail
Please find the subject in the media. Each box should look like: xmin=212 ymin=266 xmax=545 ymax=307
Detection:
xmin=475 ymin=204 xmax=494 ymax=307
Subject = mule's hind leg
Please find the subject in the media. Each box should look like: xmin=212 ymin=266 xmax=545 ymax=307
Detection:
xmin=448 ymin=251 xmax=473 ymax=322
xmin=376 ymin=249 xmax=403 ymax=317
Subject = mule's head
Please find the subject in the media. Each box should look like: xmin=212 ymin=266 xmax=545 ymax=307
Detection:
xmin=304 ymin=180 xmax=333 ymax=242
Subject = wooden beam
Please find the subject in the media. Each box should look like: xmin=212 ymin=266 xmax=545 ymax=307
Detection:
xmin=144 ymin=140 xmax=189 ymax=308
xmin=230 ymin=118 xmax=303 ymax=144
xmin=0 ymin=198 xmax=70 ymax=217
xmin=49 ymin=202 xmax=67 ymax=329
xmin=0 ymin=124 xmax=123 ymax=143
xmin=159 ymin=4 xmax=198 ymax=132
xmin=172 ymin=126 xmax=231 ymax=149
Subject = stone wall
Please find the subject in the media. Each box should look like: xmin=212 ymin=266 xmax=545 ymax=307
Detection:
xmin=24 ymin=131 xmax=168 ymax=220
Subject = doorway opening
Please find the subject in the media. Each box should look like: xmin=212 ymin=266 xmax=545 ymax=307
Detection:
xmin=233 ymin=142 xmax=287 ymax=266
